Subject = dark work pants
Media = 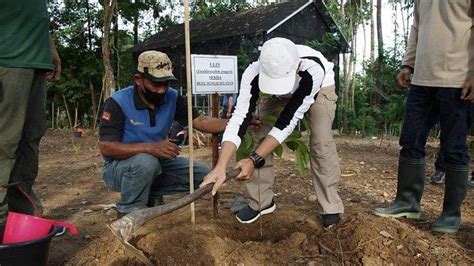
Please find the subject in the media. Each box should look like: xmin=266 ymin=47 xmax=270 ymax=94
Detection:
xmin=400 ymin=85 xmax=471 ymax=166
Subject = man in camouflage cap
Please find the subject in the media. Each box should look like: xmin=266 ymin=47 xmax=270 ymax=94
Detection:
xmin=98 ymin=50 xmax=228 ymax=216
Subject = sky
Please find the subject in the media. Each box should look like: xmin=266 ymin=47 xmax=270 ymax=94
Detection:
xmin=354 ymin=1 xmax=413 ymax=71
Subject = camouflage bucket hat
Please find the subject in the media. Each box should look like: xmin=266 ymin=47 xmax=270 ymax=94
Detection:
xmin=137 ymin=50 xmax=177 ymax=82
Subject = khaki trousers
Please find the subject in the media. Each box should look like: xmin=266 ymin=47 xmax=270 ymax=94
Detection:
xmin=0 ymin=66 xmax=46 ymax=223
xmin=246 ymin=85 xmax=344 ymax=214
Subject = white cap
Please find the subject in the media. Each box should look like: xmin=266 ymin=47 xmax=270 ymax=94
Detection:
xmin=258 ymin=38 xmax=300 ymax=95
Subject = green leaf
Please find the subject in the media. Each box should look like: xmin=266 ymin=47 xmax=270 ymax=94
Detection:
xmin=286 ymin=130 xmax=302 ymax=141
xmin=262 ymin=114 xmax=277 ymax=124
xmin=273 ymin=145 xmax=283 ymax=157
xmin=301 ymin=116 xmax=310 ymax=132
xmin=295 ymin=146 xmax=306 ymax=176
xmin=236 ymin=132 xmax=254 ymax=161
xmin=284 ymin=140 xmax=298 ymax=151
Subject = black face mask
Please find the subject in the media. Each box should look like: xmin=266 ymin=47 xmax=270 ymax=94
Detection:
xmin=142 ymin=84 xmax=166 ymax=106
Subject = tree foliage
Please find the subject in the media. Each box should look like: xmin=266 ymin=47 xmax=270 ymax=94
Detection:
xmin=47 ymin=0 xmax=415 ymax=142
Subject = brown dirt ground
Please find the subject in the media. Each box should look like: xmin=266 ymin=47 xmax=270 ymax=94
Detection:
xmin=34 ymin=130 xmax=473 ymax=265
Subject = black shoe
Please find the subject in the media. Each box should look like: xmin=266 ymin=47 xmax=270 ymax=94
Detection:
xmin=235 ymin=200 xmax=276 ymax=224
xmin=322 ymin=213 xmax=341 ymax=229
xmin=374 ymin=156 xmax=424 ymax=218
xmin=147 ymin=195 xmax=164 ymax=207
xmin=430 ymin=170 xmax=445 ymax=184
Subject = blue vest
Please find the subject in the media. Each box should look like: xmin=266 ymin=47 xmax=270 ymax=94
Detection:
xmin=111 ymin=86 xmax=177 ymax=144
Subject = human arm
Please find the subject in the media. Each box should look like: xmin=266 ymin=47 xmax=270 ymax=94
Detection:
xmin=174 ymin=94 xmax=228 ymax=134
xmin=226 ymin=95 xmax=235 ymax=118
xmin=234 ymin=62 xmax=324 ymax=181
xmin=397 ymin=0 xmax=419 ymax=88
xmin=200 ymin=63 xmax=260 ymax=194
xmin=192 ymin=115 xmax=228 ymax=134
xmin=396 ymin=67 xmax=413 ymax=88
xmin=461 ymin=78 xmax=474 ymax=102
xmin=202 ymin=61 xmax=324 ymax=193
xmin=46 ymin=34 xmax=61 ymax=80
xmin=98 ymin=141 xmax=180 ymax=160
xmin=461 ymin=7 xmax=474 ymax=101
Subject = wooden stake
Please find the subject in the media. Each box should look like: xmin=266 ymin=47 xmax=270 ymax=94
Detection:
xmin=51 ymin=102 xmax=54 ymax=129
xmin=211 ymin=93 xmax=220 ymax=217
xmin=74 ymin=105 xmax=78 ymax=128
xmin=184 ymin=0 xmax=195 ymax=224
xmin=62 ymin=94 xmax=73 ymax=130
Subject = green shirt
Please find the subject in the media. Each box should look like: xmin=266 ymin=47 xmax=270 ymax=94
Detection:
xmin=0 ymin=0 xmax=53 ymax=70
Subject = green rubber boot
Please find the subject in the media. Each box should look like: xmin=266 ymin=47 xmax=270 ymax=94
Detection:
xmin=373 ymin=156 xmax=424 ymax=218
xmin=432 ymin=164 xmax=468 ymax=234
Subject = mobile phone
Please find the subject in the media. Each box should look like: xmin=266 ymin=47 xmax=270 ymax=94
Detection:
xmin=169 ymin=134 xmax=184 ymax=145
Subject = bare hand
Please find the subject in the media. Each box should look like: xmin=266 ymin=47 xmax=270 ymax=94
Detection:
xmin=461 ymin=78 xmax=474 ymax=102
xmin=46 ymin=46 xmax=61 ymax=80
xmin=200 ymin=167 xmax=227 ymax=196
xmin=249 ymin=116 xmax=262 ymax=129
xmin=147 ymin=140 xmax=180 ymax=159
xmin=396 ymin=67 xmax=412 ymax=88
xmin=235 ymin=158 xmax=255 ymax=181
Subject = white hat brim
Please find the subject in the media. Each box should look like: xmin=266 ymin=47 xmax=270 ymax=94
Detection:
xmin=258 ymin=72 xmax=296 ymax=96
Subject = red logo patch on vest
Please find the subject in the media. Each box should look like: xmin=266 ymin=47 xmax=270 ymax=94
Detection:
xmin=102 ymin=111 xmax=111 ymax=121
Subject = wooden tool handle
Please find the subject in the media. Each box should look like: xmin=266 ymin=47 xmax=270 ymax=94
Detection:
xmin=109 ymin=168 xmax=240 ymax=242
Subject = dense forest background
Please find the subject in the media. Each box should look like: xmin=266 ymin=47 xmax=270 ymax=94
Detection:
xmin=46 ymin=0 xmax=415 ymax=137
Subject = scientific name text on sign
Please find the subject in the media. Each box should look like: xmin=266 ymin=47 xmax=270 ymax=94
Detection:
xmin=191 ymin=54 xmax=238 ymax=94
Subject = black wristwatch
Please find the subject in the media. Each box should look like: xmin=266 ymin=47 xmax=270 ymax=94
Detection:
xmin=249 ymin=150 xmax=265 ymax=169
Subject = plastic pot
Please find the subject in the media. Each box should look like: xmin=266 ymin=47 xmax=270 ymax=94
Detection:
xmin=3 ymin=212 xmax=77 ymax=244
xmin=0 ymin=225 xmax=66 ymax=266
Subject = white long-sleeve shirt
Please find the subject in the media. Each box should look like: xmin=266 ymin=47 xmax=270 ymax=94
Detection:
xmin=222 ymin=45 xmax=335 ymax=148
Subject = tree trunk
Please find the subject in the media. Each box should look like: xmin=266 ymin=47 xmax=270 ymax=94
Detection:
xmin=362 ymin=15 xmax=367 ymax=64
xmin=343 ymin=16 xmax=355 ymax=107
xmin=113 ymin=1 xmax=120 ymax=89
xmin=86 ymin=0 xmax=92 ymax=51
xmin=399 ymin=0 xmax=407 ymax=47
xmin=90 ymin=80 xmax=98 ymax=130
xmin=340 ymin=0 xmax=348 ymax=131
xmin=370 ymin=0 xmax=375 ymax=62
xmin=376 ymin=0 xmax=383 ymax=61
xmin=392 ymin=2 xmax=398 ymax=54
xmin=351 ymin=28 xmax=357 ymax=110
xmin=374 ymin=0 xmax=384 ymax=105
xmin=133 ymin=12 xmax=139 ymax=45
xmin=101 ymin=0 xmax=117 ymax=101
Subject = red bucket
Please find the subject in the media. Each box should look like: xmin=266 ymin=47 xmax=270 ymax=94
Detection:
xmin=2 ymin=212 xmax=78 ymax=244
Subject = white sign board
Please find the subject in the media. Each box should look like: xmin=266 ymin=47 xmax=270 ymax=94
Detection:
xmin=191 ymin=54 xmax=238 ymax=94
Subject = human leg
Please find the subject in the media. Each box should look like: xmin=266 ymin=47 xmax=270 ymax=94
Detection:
xmin=102 ymin=153 xmax=161 ymax=214
xmin=308 ymin=85 xmax=343 ymax=227
xmin=0 ymin=66 xmax=34 ymax=223
xmin=7 ymin=70 xmax=47 ymax=216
